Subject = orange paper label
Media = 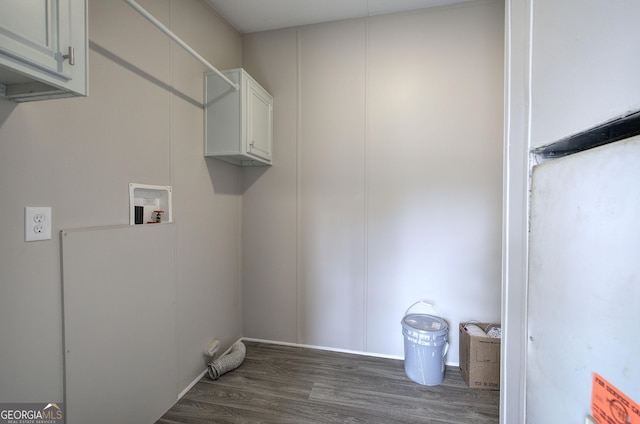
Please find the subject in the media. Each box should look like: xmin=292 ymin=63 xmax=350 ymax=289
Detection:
xmin=592 ymin=373 xmax=640 ymax=424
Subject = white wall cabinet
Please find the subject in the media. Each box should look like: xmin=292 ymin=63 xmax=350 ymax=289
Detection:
xmin=205 ymin=68 xmax=273 ymax=166
xmin=0 ymin=0 xmax=88 ymax=102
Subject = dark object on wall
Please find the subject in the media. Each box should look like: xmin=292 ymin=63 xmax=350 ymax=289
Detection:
xmin=533 ymin=110 xmax=640 ymax=161
xmin=134 ymin=206 xmax=144 ymax=225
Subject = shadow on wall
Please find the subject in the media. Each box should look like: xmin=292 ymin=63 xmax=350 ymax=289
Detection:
xmin=0 ymin=99 xmax=18 ymax=130
xmin=90 ymin=40 xmax=246 ymax=196
xmin=205 ymin=156 xmax=242 ymax=196
xmin=241 ymin=165 xmax=270 ymax=193
xmin=204 ymin=157 xmax=270 ymax=195
xmin=89 ymin=41 xmax=202 ymax=108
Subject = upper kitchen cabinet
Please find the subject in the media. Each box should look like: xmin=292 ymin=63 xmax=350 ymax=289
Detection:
xmin=0 ymin=0 xmax=88 ymax=102
xmin=205 ymin=68 xmax=273 ymax=166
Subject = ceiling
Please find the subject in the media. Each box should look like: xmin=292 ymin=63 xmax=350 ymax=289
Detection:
xmin=203 ymin=0 xmax=473 ymax=34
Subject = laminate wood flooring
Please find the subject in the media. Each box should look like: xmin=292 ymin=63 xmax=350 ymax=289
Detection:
xmin=156 ymin=341 xmax=499 ymax=424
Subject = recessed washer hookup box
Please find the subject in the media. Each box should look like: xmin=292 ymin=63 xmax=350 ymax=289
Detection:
xmin=459 ymin=323 xmax=501 ymax=390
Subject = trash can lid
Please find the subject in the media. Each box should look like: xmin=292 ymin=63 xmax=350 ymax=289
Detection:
xmin=402 ymin=313 xmax=447 ymax=333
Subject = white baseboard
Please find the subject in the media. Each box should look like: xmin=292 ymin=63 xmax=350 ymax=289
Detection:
xmin=241 ymin=337 xmax=460 ymax=367
xmin=240 ymin=337 xmax=402 ymax=360
xmin=178 ymin=368 xmax=207 ymax=399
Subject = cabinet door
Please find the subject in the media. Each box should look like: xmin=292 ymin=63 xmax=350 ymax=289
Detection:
xmin=0 ymin=0 xmax=87 ymax=101
xmin=0 ymin=0 xmax=70 ymax=81
xmin=246 ymin=80 xmax=273 ymax=163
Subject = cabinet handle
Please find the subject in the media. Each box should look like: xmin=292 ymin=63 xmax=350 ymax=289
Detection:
xmin=63 ymin=46 xmax=75 ymax=66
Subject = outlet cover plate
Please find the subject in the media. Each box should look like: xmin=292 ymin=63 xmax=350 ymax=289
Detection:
xmin=25 ymin=207 xmax=52 ymax=242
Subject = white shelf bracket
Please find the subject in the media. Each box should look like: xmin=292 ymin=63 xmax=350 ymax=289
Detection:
xmin=123 ymin=0 xmax=239 ymax=91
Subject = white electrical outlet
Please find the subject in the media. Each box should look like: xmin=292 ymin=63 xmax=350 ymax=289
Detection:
xmin=25 ymin=207 xmax=52 ymax=242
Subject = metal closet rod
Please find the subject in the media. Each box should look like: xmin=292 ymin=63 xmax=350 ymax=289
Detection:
xmin=123 ymin=0 xmax=239 ymax=91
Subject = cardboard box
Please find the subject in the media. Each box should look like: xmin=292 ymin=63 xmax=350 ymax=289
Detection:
xmin=459 ymin=323 xmax=501 ymax=390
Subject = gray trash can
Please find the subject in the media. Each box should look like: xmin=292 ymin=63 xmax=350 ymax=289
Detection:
xmin=401 ymin=301 xmax=449 ymax=386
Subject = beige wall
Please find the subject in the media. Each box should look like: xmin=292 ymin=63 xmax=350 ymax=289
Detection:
xmin=0 ymin=0 xmax=242 ymax=402
xmin=241 ymin=0 xmax=505 ymax=363
xmin=530 ymin=0 xmax=640 ymax=147
xmin=0 ymin=0 xmax=505 ymax=408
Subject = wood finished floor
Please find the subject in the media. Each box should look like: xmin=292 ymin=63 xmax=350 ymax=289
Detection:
xmin=157 ymin=341 xmax=499 ymax=424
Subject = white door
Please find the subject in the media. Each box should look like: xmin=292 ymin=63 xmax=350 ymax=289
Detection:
xmin=527 ymin=137 xmax=640 ymax=422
